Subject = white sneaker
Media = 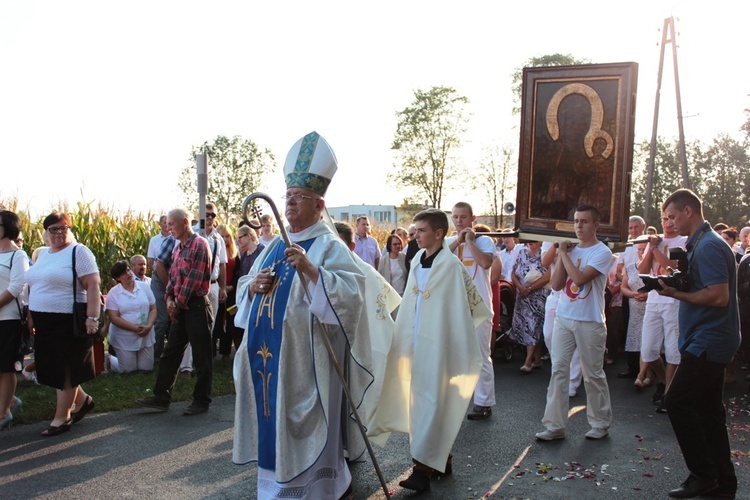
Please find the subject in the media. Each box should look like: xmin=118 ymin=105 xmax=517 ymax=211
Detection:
xmin=535 ymin=428 xmax=565 ymax=441
xmin=585 ymin=427 xmax=609 ymax=440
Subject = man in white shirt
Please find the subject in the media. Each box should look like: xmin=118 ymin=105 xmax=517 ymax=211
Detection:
xmin=148 ymin=215 xmax=171 ymax=359
xmin=147 ymin=215 xmax=170 ymax=272
xmin=536 ymin=204 xmax=613 ymax=441
xmin=499 ymin=229 xmax=523 ymax=282
xmin=130 ymin=254 xmax=150 ymax=284
xmin=638 ymin=212 xmax=688 ymax=412
xmin=448 ymin=202 xmax=496 ymax=420
xmin=616 ymin=215 xmax=646 ymax=379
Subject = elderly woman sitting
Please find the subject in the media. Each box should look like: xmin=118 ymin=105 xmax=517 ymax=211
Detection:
xmin=105 ymin=260 xmax=157 ymax=373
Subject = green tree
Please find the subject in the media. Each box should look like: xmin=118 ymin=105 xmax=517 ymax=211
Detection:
xmin=741 ymin=107 xmax=750 ymax=142
xmin=396 ymin=197 xmax=430 ymax=227
xmin=510 ymin=53 xmax=590 ymax=114
xmin=178 ymin=135 xmax=275 ymax=222
xmin=690 ymin=134 xmax=750 ymax=227
xmin=471 ymin=145 xmax=516 ymax=229
xmin=389 ymin=86 xmax=470 ymax=209
xmin=630 ymin=138 xmax=688 ymax=228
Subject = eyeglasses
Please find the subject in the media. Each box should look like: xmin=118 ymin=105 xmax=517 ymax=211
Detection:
xmin=282 ymin=194 xmax=320 ymax=204
xmin=15 ymin=238 xmax=23 ymax=244
xmin=205 ymin=213 xmax=217 ymax=218
xmin=47 ymin=226 xmax=70 ymax=234
xmin=237 ymin=234 xmax=248 ymax=240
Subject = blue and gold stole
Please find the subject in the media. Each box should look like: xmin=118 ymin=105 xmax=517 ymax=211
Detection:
xmin=247 ymin=238 xmax=315 ymax=470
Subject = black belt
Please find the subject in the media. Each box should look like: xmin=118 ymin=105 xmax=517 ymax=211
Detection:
xmin=211 ymin=280 xmax=217 ymax=284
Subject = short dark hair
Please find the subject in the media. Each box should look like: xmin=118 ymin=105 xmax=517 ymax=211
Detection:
xmin=414 ymin=208 xmax=449 ymax=236
xmin=713 ymin=222 xmax=729 ymax=232
xmin=386 ymin=234 xmax=404 ymax=253
xmin=575 ymin=204 xmax=602 ymax=223
xmin=0 ymin=210 xmax=21 ymax=241
xmin=334 ymin=222 xmax=354 ymax=246
xmin=356 ymin=215 xmax=369 ymax=224
xmin=110 ymin=260 xmax=130 ymax=280
xmin=453 ymin=201 xmax=474 ymax=217
xmin=662 ymin=188 xmax=703 ymax=217
xmin=722 ymin=228 xmax=738 ymax=241
xmin=43 ymin=211 xmax=73 ymax=230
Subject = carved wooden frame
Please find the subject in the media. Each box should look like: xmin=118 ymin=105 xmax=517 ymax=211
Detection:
xmin=516 ymin=62 xmax=638 ymax=243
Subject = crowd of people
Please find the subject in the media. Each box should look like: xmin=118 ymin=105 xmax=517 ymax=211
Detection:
xmin=0 ymin=133 xmax=747 ymax=498
xmin=0 ymin=203 xmax=269 ymax=433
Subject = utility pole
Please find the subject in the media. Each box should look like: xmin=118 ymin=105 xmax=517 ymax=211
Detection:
xmin=644 ymin=16 xmax=690 ymax=223
xmin=196 ymin=153 xmax=207 ymax=236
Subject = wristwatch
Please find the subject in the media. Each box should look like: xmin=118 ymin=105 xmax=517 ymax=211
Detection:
xmin=86 ymin=316 xmax=99 ymax=322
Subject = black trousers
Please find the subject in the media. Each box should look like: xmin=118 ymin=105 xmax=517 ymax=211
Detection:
xmin=665 ymin=351 xmax=736 ymax=491
xmin=154 ymin=295 xmax=214 ymax=406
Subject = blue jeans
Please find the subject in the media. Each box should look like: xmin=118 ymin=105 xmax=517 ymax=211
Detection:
xmin=150 ymin=274 xmax=169 ymax=359
xmin=153 ymin=295 xmax=214 ymax=406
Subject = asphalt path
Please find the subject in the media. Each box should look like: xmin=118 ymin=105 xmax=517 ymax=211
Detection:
xmin=2 ymin=355 xmax=749 ymax=499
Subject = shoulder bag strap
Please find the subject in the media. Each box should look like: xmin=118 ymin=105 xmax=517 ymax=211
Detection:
xmin=212 ymin=237 xmax=218 ymax=274
xmin=9 ymin=250 xmax=24 ymax=318
xmin=72 ymin=244 xmax=78 ymax=300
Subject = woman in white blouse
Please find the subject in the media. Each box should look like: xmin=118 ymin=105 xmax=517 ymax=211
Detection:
xmin=377 ymin=234 xmax=407 ymax=297
xmin=0 ymin=210 xmax=29 ymax=431
xmin=25 ymin=212 xmax=101 ymax=436
xmin=106 ymin=261 xmax=156 ymax=373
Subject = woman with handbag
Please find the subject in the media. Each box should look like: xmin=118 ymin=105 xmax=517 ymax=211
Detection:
xmin=25 ymin=212 xmax=101 ymax=436
xmin=0 ymin=210 xmax=29 ymax=430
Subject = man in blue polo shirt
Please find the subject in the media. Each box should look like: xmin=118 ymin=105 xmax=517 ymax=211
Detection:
xmin=656 ymin=188 xmax=740 ymax=499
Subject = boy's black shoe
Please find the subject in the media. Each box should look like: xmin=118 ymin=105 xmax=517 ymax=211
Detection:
xmin=399 ymin=469 xmax=431 ymax=492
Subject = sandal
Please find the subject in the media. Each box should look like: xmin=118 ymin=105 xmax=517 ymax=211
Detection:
xmin=71 ymin=396 xmax=95 ymax=424
xmin=634 ymin=378 xmax=645 ymax=392
xmin=42 ymin=419 xmax=72 ymax=437
xmin=642 ymin=377 xmax=653 ymax=388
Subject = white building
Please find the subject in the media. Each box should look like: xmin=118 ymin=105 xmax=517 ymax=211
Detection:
xmin=327 ymin=204 xmax=398 ymax=227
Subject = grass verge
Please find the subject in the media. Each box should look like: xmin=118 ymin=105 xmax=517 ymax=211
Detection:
xmin=12 ymin=358 xmax=236 ymax=425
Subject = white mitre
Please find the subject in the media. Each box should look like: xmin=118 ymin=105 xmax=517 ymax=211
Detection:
xmin=283 ymin=131 xmax=338 ymax=196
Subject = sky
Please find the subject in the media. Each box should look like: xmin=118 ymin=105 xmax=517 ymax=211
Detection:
xmin=1 ymin=0 xmax=748 ymax=220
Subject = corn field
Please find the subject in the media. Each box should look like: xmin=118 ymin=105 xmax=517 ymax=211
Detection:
xmin=4 ymin=199 xmax=158 ymax=292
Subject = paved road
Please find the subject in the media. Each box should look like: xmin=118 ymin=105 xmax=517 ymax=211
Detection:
xmin=2 ymin=357 xmax=749 ymax=499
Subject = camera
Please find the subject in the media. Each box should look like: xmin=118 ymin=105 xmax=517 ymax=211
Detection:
xmin=638 ymin=247 xmax=690 ymax=293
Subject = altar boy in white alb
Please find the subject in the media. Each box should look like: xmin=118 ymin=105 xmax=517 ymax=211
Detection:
xmin=369 ymin=208 xmax=491 ymax=493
